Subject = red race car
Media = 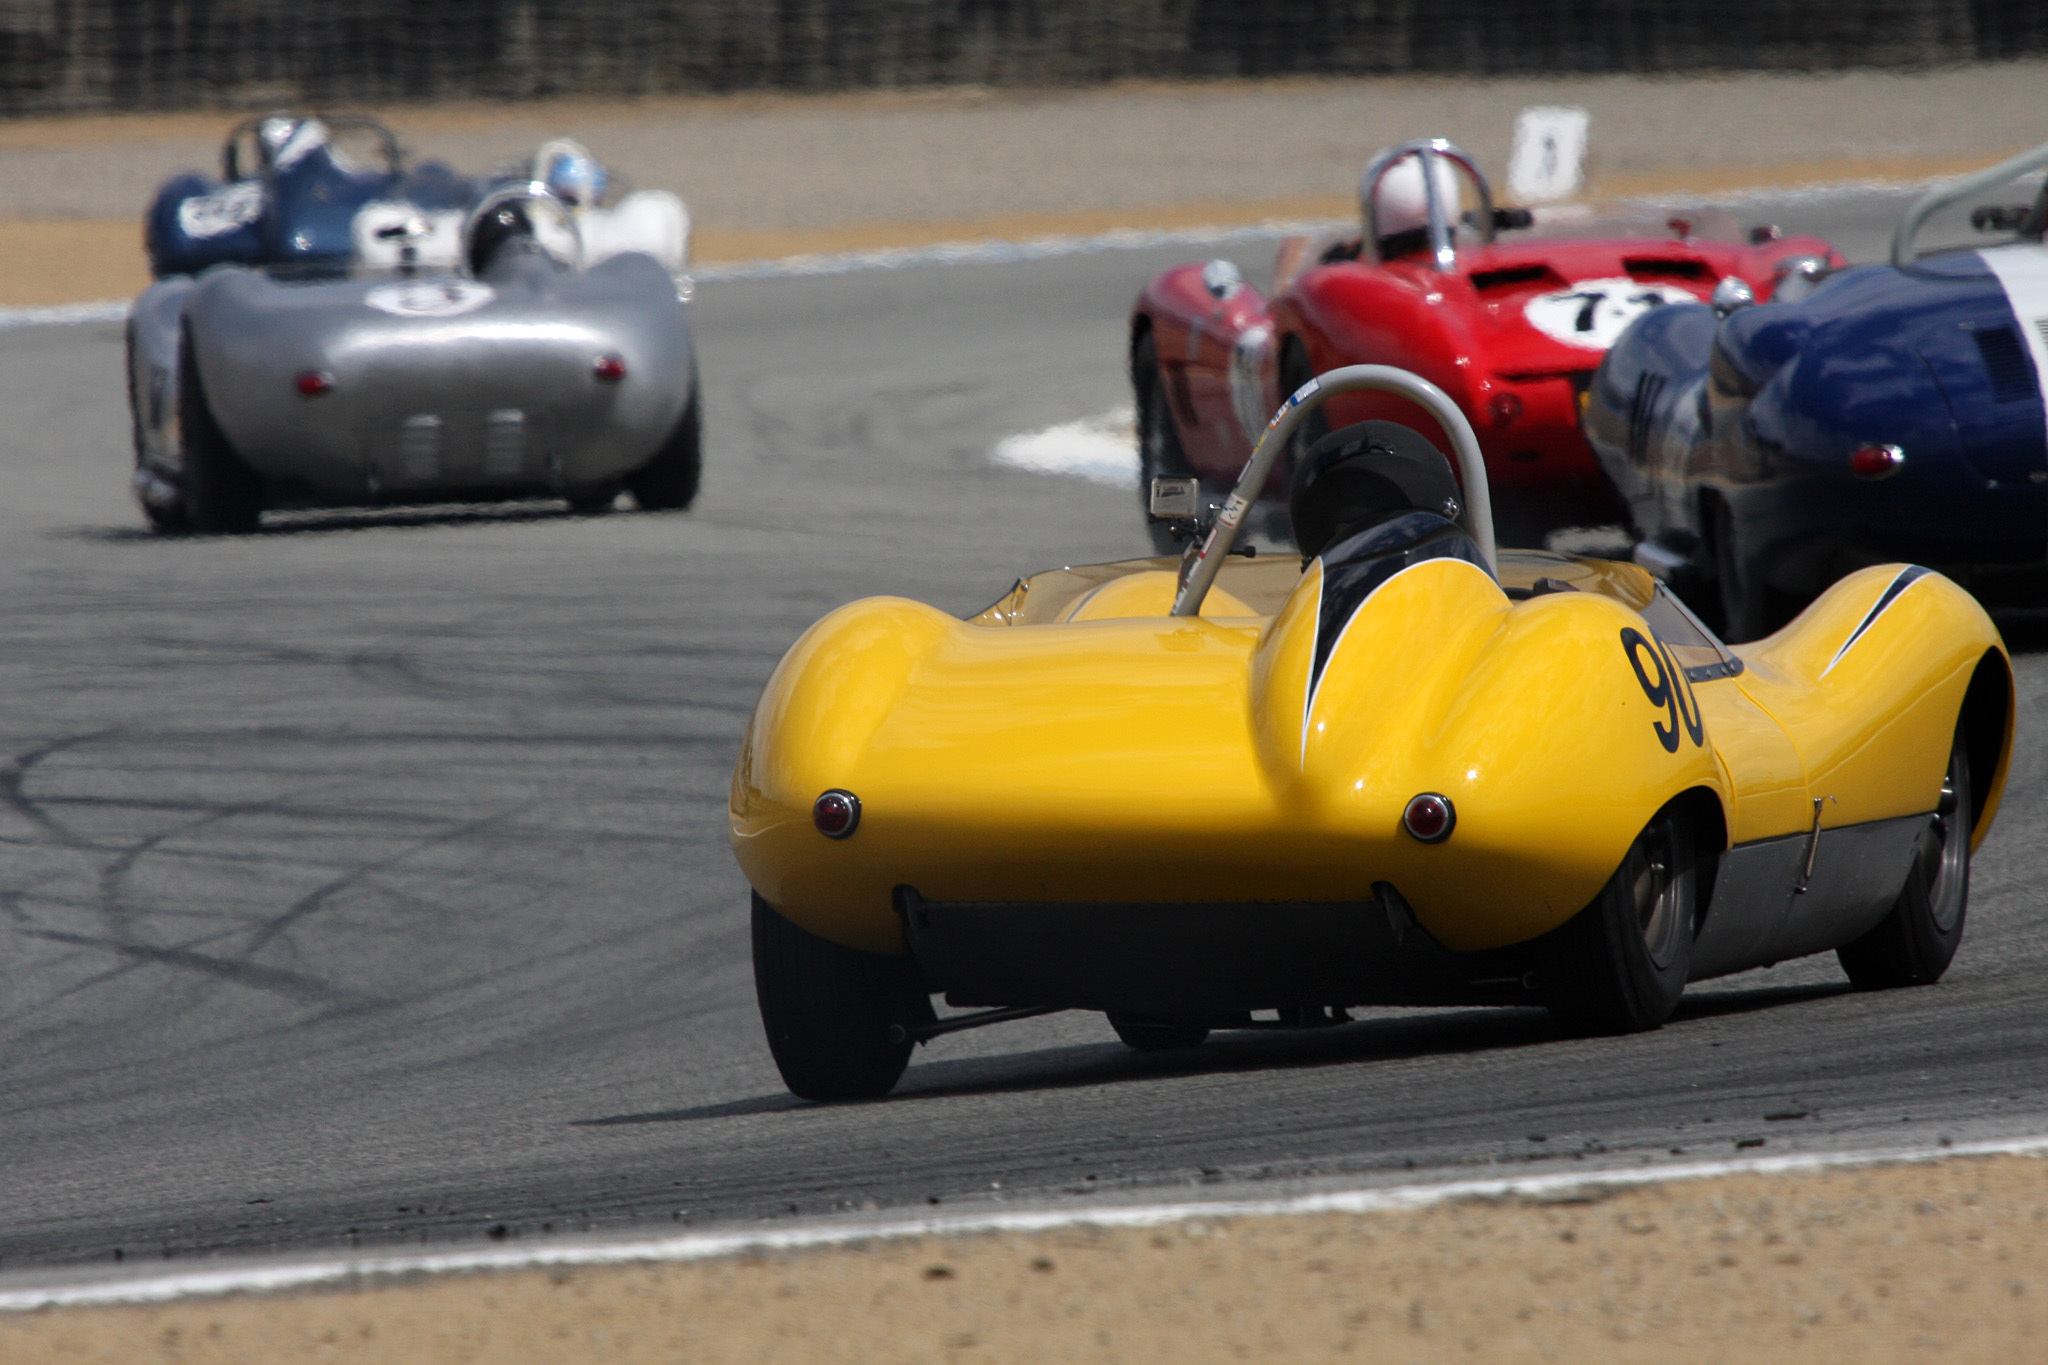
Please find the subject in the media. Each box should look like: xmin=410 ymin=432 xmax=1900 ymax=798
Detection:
xmin=1129 ymin=139 xmax=1843 ymax=548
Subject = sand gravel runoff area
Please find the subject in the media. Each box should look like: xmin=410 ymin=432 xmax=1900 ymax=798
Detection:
xmin=0 ymin=61 xmax=2046 ymax=305
xmin=2 ymin=1149 xmax=2045 ymax=1362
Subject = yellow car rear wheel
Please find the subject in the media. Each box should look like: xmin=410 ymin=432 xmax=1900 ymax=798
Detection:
xmin=1545 ymin=805 xmax=1699 ymax=1033
xmin=750 ymin=894 xmax=931 ymax=1101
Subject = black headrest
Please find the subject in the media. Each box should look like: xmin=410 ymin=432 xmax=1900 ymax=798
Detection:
xmin=468 ymin=199 xmax=537 ymax=277
xmin=1289 ymin=420 xmax=1464 ymax=560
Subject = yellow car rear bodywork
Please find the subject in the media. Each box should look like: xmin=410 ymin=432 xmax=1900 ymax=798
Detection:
xmin=731 ymin=548 xmax=2009 ymax=992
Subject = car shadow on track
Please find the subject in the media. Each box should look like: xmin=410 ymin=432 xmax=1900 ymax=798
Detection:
xmin=57 ymin=500 xmax=644 ymax=541
xmin=576 ymin=980 xmax=1851 ymax=1123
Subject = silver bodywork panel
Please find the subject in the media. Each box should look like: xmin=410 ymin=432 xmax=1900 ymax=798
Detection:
xmin=1690 ymin=812 xmax=1929 ymax=981
xmin=129 ymin=250 xmax=694 ymax=508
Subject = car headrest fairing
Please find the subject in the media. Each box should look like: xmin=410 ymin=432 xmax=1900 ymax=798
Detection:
xmin=467 ymin=198 xmax=536 ymax=277
xmin=1289 ymin=421 xmax=1464 ymax=560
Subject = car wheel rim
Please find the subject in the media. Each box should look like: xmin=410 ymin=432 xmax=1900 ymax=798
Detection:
xmin=1922 ymin=748 xmax=1967 ymax=934
xmin=1634 ymin=818 xmax=1687 ymax=970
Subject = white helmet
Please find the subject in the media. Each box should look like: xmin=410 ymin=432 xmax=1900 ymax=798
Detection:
xmin=534 ymin=138 xmax=608 ymax=209
xmin=1364 ymin=149 xmax=1464 ymax=242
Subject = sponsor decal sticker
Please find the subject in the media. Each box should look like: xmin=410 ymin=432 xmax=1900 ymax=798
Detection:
xmin=364 ymin=279 xmax=497 ymax=319
xmin=1525 ymin=277 xmax=1695 ymax=350
xmin=176 ymin=182 xmax=264 ymax=240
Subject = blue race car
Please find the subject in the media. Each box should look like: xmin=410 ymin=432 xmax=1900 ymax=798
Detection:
xmin=145 ymin=113 xmax=477 ymax=278
xmin=1585 ymin=141 xmax=2048 ymax=639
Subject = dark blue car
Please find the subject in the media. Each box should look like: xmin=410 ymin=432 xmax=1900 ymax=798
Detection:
xmin=1585 ymin=142 xmax=2048 ymax=639
xmin=145 ymin=113 xmax=475 ymax=279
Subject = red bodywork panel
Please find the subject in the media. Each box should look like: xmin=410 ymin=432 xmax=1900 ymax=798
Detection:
xmin=1133 ymin=226 xmax=1842 ymax=531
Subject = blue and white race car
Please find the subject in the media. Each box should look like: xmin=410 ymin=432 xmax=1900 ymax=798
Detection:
xmin=146 ymin=114 xmax=474 ymax=278
xmin=130 ymin=114 xmax=699 ymax=533
xmin=1584 ymin=141 xmax=2048 ymax=639
xmin=145 ymin=113 xmax=688 ymax=281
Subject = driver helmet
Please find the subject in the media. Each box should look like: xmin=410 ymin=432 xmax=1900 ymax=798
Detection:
xmin=535 ymin=138 xmax=607 ymax=209
xmin=259 ymin=115 xmax=331 ymax=174
xmin=1363 ymin=149 xmax=1463 ymax=251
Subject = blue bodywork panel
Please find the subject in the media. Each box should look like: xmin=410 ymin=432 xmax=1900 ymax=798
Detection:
xmin=145 ymin=143 xmax=476 ymax=279
xmin=1586 ymin=242 xmax=2048 ymax=610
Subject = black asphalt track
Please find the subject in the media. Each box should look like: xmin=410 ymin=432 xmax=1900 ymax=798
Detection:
xmin=3 ymin=189 xmax=2045 ymax=1272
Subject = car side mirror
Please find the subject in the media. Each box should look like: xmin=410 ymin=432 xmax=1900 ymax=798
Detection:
xmin=1710 ymin=276 xmax=1755 ymax=317
xmin=1770 ymin=254 xmax=1833 ymax=304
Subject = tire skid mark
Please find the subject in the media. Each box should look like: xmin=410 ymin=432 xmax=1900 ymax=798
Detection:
xmin=127 ymin=633 xmax=337 ymax=669
xmin=0 ymin=731 xmax=116 ymax=849
xmin=93 ymin=790 xmax=337 ymax=938
xmin=241 ymin=803 xmax=535 ymax=956
xmin=22 ymin=928 xmax=375 ymax=1007
xmin=345 ymin=647 xmax=477 ymax=701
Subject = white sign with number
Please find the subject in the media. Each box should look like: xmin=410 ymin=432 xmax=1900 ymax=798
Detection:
xmin=1507 ymin=106 xmax=1590 ymax=205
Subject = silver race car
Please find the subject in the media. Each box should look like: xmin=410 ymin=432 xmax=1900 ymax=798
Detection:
xmin=128 ymin=117 xmax=700 ymax=533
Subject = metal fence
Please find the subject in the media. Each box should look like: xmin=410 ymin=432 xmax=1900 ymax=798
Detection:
xmin=1 ymin=1 xmax=2043 ymax=115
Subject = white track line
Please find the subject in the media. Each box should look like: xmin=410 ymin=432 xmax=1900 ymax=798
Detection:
xmin=989 ymin=406 xmax=1138 ymax=487
xmin=0 ymin=298 xmax=129 ymax=329
xmin=4 ymin=1131 xmax=2044 ymax=1313
xmin=0 ymin=170 xmax=1992 ymax=331
xmin=689 ymin=220 xmax=1338 ymax=283
xmin=0 ymin=222 xmax=1337 ymax=332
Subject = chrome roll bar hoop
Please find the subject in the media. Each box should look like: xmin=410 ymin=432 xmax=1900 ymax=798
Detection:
xmin=1891 ymin=138 xmax=2048 ymax=269
xmin=1171 ymin=364 xmax=1496 ymax=617
xmin=1359 ymin=138 xmax=1494 ymax=272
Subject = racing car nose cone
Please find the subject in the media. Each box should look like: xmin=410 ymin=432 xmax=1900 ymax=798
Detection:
xmin=813 ymin=789 xmax=862 ymax=839
xmin=1402 ymin=792 xmax=1456 ymax=843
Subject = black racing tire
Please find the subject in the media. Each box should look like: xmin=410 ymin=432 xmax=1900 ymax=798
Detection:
xmin=127 ymin=322 xmax=186 ymax=532
xmin=1545 ymin=805 xmax=1699 ymax=1033
xmin=751 ymin=893 xmax=929 ymax=1102
xmin=124 ymin=319 xmax=146 ymax=463
xmin=177 ymin=326 xmax=263 ymax=535
xmin=1105 ymin=1011 xmax=1210 ymax=1051
xmin=1709 ymin=497 xmax=1790 ymax=643
xmin=1276 ymin=335 xmax=1329 ymax=480
xmin=626 ymin=387 xmax=702 ymax=511
xmin=565 ymin=488 xmax=619 ymax=515
xmin=1133 ymin=330 xmax=1195 ymax=556
xmin=1837 ymin=729 xmax=1971 ymax=990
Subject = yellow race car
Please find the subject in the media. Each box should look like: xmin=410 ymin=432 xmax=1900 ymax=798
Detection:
xmin=731 ymin=366 xmax=2012 ymax=1101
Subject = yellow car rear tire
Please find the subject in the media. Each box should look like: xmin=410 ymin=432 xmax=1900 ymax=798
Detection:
xmin=750 ymin=894 xmax=929 ymax=1101
xmin=1545 ymin=805 xmax=1699 ymax=1034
